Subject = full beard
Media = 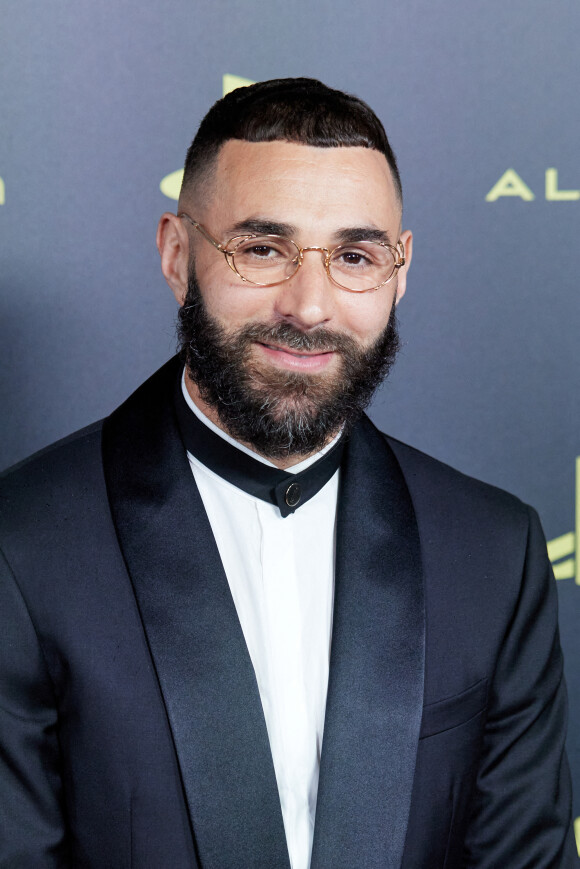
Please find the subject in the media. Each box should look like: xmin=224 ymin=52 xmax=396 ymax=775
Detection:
xmin=177 ymin=269 xmax=400 ymax=459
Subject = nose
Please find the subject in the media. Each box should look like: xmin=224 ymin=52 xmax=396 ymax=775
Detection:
xmin=273 ymin=248 xmax=335 ymax=330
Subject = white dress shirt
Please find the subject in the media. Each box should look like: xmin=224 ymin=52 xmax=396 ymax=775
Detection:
xmin=181 ymin=375 xmax=339 ymax=869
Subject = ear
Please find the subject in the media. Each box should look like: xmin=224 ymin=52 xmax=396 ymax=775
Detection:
xmin=394 ymin=229 xmax=413 ymax=305
xmin=156 ymin=212 xmax=190 ymax=305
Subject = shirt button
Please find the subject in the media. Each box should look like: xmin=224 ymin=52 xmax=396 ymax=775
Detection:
xmin=285 ymin=482 xmax=302 ymax=508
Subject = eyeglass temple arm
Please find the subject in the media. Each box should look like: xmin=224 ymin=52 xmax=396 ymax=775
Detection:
xmin=396 ymin=240 xmax=405 ymax=267
xmin=177 ymin=213 xmax=228 ymax=252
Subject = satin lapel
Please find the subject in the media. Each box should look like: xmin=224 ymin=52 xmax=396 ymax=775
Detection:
xmin=311 ymin=417 xmax=425 ymax=869
xmin=102 ymin=358 xmax=289 ymax=869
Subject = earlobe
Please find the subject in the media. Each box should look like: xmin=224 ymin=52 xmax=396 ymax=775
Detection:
xmin=157 ymin=212 xmax=189 ymax=305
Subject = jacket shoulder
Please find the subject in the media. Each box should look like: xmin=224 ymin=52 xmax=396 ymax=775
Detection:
xmin=383 ymin=431 xmax=532 ymax=529
xmin=0 ymin=421 xmax=105 ymax=537
xmin=0 ymin=356 xmax=181 ymax=539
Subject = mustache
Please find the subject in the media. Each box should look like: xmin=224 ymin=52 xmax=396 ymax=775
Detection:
xmin=235 ymin=321 xmax=360 ymax=355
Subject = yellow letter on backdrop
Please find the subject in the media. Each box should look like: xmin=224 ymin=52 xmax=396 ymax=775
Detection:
xmin=545 ymin=169 xmax=580 ymax=201
xmin=485 ymin=169 xmax=535 ymax=202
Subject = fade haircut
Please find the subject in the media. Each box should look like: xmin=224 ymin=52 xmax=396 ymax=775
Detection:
xmin=180 ymin=77 xmax=402 ymax=204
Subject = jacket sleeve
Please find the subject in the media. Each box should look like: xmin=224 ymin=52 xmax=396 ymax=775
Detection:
xmin=0 ymin=548 xmax=69 ymax=867
xmin=462 ymin=506 xmax=578 ymax=868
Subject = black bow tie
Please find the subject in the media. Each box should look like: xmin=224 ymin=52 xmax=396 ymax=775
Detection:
xmin=174 ymin=377 xmax=345 ymax=518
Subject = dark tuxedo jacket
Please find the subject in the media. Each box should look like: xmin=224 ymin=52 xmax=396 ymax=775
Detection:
xmin=0 ymin=357 xmax=576 ymax=868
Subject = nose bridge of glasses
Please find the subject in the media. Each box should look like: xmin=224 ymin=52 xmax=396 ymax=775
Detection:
xmin=298 ymin=246 xmax=332 ymax=272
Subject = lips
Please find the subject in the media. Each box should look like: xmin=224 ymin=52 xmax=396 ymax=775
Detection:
xmin=257 ymin=341 xmax=336 ymax=372
xmin=261 ymin=342 xmax=334 ymax=358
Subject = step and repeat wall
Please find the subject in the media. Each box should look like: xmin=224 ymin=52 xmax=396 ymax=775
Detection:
xmin=1 ymin=0 xmax=579 ymax=849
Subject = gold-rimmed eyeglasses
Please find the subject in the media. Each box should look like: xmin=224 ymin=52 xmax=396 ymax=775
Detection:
xmin=178 ymin=212 xmax=405 ymax=293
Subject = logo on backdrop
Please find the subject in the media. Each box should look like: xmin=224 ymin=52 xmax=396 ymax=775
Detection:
xmin=159 ymin=74 xmax=255 ymax=201
xmin=485 ymin=169 xmax=580 ymax=202
xmin=548 ymin=457 xmax=580 ymax=586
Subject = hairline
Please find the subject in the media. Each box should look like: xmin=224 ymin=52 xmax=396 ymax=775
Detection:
xmin=179 ymin=137 xmax=403 ymax=215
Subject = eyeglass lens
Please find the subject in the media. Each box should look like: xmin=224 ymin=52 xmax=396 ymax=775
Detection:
xmin=230 ymin=236 xmax=397 ymax=291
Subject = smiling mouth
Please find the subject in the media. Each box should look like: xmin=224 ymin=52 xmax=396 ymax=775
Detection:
xmin=260 ymin=342 xmax=334 ymax=358
xmin=255 ymin=341 xmax=337 ymax=372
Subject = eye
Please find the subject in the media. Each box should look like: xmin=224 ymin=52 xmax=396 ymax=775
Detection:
xmin=234 ymin=237 xmax=290 ymax=261
xmin=333 ymin=246 xmax=377 ymax=269
xmin=339 ymin=250 xmax=372 ymax=266
xmin=250 ymin=244 xmax=277 ymax=257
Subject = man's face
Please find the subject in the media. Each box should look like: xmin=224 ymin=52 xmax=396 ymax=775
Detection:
xmin=169 ymin=140 xmax=412 ymax=460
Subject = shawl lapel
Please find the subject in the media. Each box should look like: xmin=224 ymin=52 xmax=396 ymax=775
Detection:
xmin=311 ymin=417 xmax=425 ymax=869
xmin=102 ymin=358 xmax=290 ymax=869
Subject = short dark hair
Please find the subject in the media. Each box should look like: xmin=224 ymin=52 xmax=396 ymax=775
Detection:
xmin=181 ymin=77 xmax=402 ymax=204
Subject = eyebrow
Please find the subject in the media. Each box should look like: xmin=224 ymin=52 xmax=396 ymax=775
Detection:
xmin=333 ymin=226 xmax=393 ymax=245
xmin=228 ymin=218 xmax=298 ymax=237
xmin=226 ymin=218 xmax=393 ymax=246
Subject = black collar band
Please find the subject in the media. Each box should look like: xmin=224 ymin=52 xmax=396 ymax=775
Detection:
xmin=174 ymin=376 xmax=345 ymax=518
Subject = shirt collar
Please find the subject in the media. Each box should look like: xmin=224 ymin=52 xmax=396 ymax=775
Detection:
xmin=177 ymin=369 xmax=345 ymax=517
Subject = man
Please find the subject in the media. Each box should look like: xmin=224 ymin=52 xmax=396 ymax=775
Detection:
xmin=0 ymin=78 xmax=576 ymax=868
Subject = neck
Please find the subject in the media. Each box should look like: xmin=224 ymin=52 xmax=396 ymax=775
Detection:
xmin=183 ymin=371 xmax=323 ymax=470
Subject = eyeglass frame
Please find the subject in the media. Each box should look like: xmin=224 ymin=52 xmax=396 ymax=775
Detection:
xmin=177 ymin=212 xmax=405 ymax=293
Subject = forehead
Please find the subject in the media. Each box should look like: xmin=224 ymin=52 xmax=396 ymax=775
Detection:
xmin=201 ymin=140 xmax=401 ymax=237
